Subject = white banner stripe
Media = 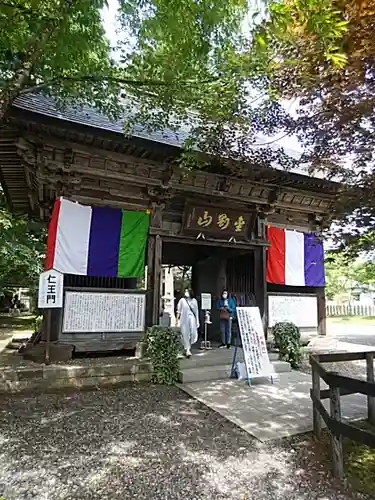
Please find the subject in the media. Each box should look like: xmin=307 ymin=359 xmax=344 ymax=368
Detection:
xmin=285 ymin=230 xmax=305 ymax=286
xmin=54 ymin=199 xmax=92 ymax=275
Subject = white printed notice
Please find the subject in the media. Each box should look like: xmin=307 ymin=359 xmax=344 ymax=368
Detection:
xmin=62 ymin=292 xmax=146 ymax=333
xmin=236 ymin=306 xmax=273 ymax=382
xmin=268 ymin=294 xmax=318 ymax=328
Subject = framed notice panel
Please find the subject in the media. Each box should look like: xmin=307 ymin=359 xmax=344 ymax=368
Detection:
xmin=236 ymin=306 xmax=273 ymax=383
xmin=268 ymin=294 xmax=318 ymax=328
xmin=62 ymin=291 xmax=146 ymax=333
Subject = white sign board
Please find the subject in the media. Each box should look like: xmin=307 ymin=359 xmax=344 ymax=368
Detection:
xmin=201 ymin=293 xmax=212 ymax=310
xmin=38 ymin=270 xmax=64 ymax=309
xmin=62 ymin=291 xmax=146 ymax=333
xmin=268 ymin=294 xmax=318 ymax=328
xmin=236 ymin=307 xmax=273 ymax=380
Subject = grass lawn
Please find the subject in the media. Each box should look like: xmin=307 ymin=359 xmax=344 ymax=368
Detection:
xmin=297 ymin=421 xmax=375 ymax=495
xmin=328 ymin=316 xmax=375 ymax=325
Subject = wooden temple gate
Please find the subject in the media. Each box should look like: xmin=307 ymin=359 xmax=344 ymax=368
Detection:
xmin=0 ymin=94 xmax=338 ymax=350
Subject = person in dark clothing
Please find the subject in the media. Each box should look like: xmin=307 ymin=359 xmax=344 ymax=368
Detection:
xmin=216 ymin=289 xmax=237 ymax=349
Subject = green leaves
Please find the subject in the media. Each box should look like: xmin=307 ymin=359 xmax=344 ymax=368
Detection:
xmin=324 ymin=51 xmax=348 ymax=68
xmin=254 ymin=0 xmax=349 ymax=68
xmin=272 ymin=322 xmax=302 ymax=369
xmin=143 ymin=326 xmax=181 ymax=385
xmin=0 ymin=0 xmax=121 ymax=118
xmin=0 ymin=0 xmax=367 ymax=217
xmin=0 ymin=191 xmax=45 ymax=291
xmin=325 ymin=251 xmax=375 ymax=300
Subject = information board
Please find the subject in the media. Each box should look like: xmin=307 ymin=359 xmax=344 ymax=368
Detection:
xmin=62 ymin=292 xmax=146 ymax=333
xmin=201 ymin=293 xmax=212 ymax=310
xmin=236 ymin=307 xmax=273 ymax=380
xmin=268 ymin=294 xmax=318 ymax=328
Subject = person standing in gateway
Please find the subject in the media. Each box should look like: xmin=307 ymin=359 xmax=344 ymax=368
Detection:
xmin=216 ymin=289 xmax=236 ymax=349
xmin=177 ymin=289 xmax=199 ymax=358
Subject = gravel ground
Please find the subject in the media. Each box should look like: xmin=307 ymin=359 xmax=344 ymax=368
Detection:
xmin=0 ymin=386 xmax=371 ymax=500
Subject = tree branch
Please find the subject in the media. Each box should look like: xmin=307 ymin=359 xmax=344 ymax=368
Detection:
xmin=18 ymin=73 xmax=222 ymax=95
xmin=253 ymin=131 xmax=291 ymax=147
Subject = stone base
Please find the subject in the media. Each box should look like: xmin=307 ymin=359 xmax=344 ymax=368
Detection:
xmin=135 ymin=341 xmax=147 ymax=359
xmin=0 ymin=358 xmax=154 ymax=394
xmin=23 ymin=343 xmax=74 ymax=363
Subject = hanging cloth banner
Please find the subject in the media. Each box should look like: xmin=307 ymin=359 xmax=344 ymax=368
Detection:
xmin=45 ymin=198 xmax=150 ymax=278
xmin=266 ymin=226 xmax=325 ymax=287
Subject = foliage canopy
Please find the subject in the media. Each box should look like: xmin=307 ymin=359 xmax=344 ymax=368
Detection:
xmin=0 ymin=191 xmax=45 ymax=291
xmin=325 ymin=251 xmax=375 ymax=301
xmin=257 ymin=0 xmax=375 ymax=252
xmin=1 ymin=0 xmax=375 ymax=253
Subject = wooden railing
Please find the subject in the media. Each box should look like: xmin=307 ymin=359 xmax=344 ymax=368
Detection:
xmin=310 ymin=351 xmax=375 ymax=478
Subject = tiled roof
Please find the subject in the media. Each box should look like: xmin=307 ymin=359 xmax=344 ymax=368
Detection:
xmin=13 ymin=93 xmax=191 ymax=148
xmin=13 ymin=93 xmax=311 ymax=176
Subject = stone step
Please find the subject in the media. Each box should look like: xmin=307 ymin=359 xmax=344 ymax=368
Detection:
xmin=179 ymin=350 xmax=279 ymax=370
xmin=178 ymin=360 xmax=291 ymax=383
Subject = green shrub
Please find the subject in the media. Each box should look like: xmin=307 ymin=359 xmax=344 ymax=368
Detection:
xmin=271 ymin=321 xmax=302 ymax=369
xmin=143 ymin=326 xmax=181 ymax=385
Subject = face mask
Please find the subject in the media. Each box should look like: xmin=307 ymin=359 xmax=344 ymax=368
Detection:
xmin=184 ymin=291 xmax=190 ymax=298
xmin=222 ymin=293 xmax=228 ymax=299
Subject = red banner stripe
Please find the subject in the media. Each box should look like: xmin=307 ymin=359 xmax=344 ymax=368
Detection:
xmin=45 ymin=199 xmax=61 ymax=270
xmin=266 ymin=226 xmax=286 ymax=284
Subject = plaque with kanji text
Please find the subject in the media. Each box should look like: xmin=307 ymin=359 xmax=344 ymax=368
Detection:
xmin=183 ymin=204 xmax=254 ymax=239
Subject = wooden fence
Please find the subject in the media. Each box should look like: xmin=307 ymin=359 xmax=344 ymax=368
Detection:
xmin=310 ymin=351 xmax=375 ymax=478
xmin=326 ymin=304 xmax=375 ymax=317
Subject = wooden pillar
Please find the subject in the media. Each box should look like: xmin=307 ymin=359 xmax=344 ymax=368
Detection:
xmin=125 ymin=278 xmax=138 ymax=289
xmin=255 ymin=212 xmax=268 ymax=333
xmin=146 ymin=198 xmax=165 ymax=327
xmin=152 ymin=234 xmax=162 ymax=325
xmin=317 ymin=288 xmax=327 ymax=335
xmin=254 ymin=246 xmax=268 ymax=333
xmin=329 ymin=385 xmax=344 ymax=479
xmin=216 ymin=256 xmax=227 ymax=295
xmin=146 ymin=234 xmax=163 ymax=327
xmin=366 ymin=352 xmax=375 ymax=424
xmin=146 ymin=235 xmax=155 ymax=327
xmin=41 ymin=309 xmax=61 ymax=342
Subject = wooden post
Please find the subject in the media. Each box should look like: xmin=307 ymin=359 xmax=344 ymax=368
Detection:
xmin=317 ymin=289 xmax=327 ymax=336
xmin=44 ymin=309 xmax=52 ymax=365
xmin=253 ymin=246 xmax=268 ymax=331
xmin=366 ymin=352 xmax=375 ymax=424
xmin=216 ymin=255 xmax=227 ymax=295
xmin=261 ymin=247 xmax=268 ymax=334
xmin=312 ymin=365 xmax=322 ymax=438
xmin=329 ymin=385 xmax=344 ymax=479
xmin=146 ymin=235 xmax=155 ymax=327
xmin=152 ymin=234 xmax=162 ymax=325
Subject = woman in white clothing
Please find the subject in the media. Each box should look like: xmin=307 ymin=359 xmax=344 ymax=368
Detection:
xmin=177 ymin=288 xmax=199 ymax=358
